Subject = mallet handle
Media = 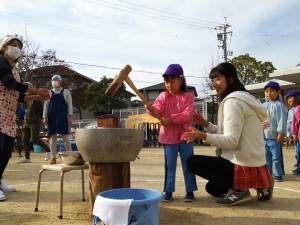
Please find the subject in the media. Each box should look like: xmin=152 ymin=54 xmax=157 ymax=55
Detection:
xmin=125 ymin=76 xmax=162 ymax=120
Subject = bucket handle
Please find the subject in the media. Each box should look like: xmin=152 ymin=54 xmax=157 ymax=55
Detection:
xmin=129 ymin=205 xmax=154 ymax=225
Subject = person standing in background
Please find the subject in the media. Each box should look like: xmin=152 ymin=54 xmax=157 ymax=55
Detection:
xmin=290 ymin=91 xmax=300 ymax=175
xmin=15 ymin=104 xmax=25 ymax=157
xmin=285 ymin=90 xmax=300 ymax=170
xmin=43 ymin=75 xmax=73 ymax=164
xmin=0 ymin=35 xmax=50 ymax=201
xmin=262 ymin=81 xmax=287 ymax=182
xmin=18 ymin=82 xmax=51 ymax=164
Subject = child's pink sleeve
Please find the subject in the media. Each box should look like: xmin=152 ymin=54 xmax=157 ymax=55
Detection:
xmin=148 ymin=93 xmax=165 ymax=117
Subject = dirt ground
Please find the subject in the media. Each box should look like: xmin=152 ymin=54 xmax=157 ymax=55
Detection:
xmin=0 ymin=145 xmax=300 ymax=225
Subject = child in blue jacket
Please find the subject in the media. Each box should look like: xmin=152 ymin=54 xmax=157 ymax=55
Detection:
xmin=263 ymin=81 xmax=287 ymax=182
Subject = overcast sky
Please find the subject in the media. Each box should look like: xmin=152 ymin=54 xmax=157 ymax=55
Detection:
xmin=1 ymin=0 xmax=299 ymax=98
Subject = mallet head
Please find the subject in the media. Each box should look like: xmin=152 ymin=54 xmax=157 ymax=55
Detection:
xmin=105 ymin=64 xmax=132 ymax=97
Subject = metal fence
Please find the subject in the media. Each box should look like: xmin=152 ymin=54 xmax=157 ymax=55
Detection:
xmin=111 ymin=101 xmax=207 ymax=147
xmin=72 ymin=101 xmax=207 ymax=147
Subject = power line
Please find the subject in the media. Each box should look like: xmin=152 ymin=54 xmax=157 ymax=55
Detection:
xmin=116 ymin=0 xmax=220 ymax=25
xmin=0 ymin=12 xmax=214 ymax=54
xmin=82 ymin=0 xmax=215 ymax=29
xmin=42 ymin=0 xmax=180 ymax=38
xmin=65 ymin=60 xmax=207 ymax=78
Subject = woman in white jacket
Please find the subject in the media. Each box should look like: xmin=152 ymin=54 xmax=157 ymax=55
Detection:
xmin=183 ymin=62 xmax=273 ymax=206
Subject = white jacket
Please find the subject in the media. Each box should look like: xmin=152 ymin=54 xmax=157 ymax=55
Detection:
xmin=205 ymin=91 xmax=268 ymax=167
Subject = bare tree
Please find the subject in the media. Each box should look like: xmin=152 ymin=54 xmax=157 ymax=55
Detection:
xmin=13 ymin=35 xmax=67 ymax=81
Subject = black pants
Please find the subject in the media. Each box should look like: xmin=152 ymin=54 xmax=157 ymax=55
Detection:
xmin=22 ymin=125 xmax=50 ymax=159
xmin=0 ymin=133 xmax=15 ymax=181
xmin=187 ymin=155 xmax=234 ymax=196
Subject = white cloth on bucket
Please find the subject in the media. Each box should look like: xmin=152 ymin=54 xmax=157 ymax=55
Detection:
xmin=93 ymin=195 xmax=133 ymax=225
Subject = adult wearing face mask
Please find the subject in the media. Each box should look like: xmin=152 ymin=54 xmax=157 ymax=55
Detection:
xmin=0 ymin=36 xmax=50 ymax=201
xmin=43 ymin=75 xmax=73 ymax=164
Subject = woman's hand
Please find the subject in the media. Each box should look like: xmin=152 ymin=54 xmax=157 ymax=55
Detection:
xmin=193 ymin=110 xmax=209 ymax=127
xmin=27 ymin=88 xmax=50 ymax=100
xmin=183 ymin=127 xmax=207 ymax=143
xmin=38 ymin=89 xmax=50 ymax=100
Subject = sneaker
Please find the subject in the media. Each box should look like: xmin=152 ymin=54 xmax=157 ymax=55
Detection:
xmin=274 ymin=176 xmax=283 ymax=182
xmin=0 ymin=181 xmax=16 ymax=193
xmin=216 ymin=189 xmax=251 ymax=206
xmin=50 ymin=158 xmax=56 ymax=164
xmin=44 ymin=152 xmax=51 ymax=161
xmin=0 ymin=190 xmax=5 ymax=201
xmin=18 ymin=153 xmax=23 ymax=157
xmin=257 ymin=177 xmax=274 ymax=201
xmin=292 ymin=169 xmax=300 ymax=175
xmin=184 ymin=192 xmax=195 ymax=202
xmin=162 ymin=193 xmax=172 ymax=202
xmin=17 ymin=158 xmax=31 ymax=164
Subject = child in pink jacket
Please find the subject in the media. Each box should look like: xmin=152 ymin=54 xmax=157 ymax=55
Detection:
xmin=291 ymin=97 xmax=300 ymax=175
xmin=146 ymin=64 xmax=197 ymax=202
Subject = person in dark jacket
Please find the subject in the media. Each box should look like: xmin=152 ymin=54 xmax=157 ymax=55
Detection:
xmin=18 ymin=82 xmax=51 ymax=163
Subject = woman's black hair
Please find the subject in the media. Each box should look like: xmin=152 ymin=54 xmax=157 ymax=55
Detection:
xmin=209 ymin=62 xmax=247 ymax=100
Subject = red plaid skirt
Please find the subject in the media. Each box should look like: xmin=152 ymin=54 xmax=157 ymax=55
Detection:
xmin=233 ymin=164 xmax=271 ymax=190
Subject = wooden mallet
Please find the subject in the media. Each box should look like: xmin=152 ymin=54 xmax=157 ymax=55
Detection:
xmin=105 ymin=65 xmax=162 ymax=120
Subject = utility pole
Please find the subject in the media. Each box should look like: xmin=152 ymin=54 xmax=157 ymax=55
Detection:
xmin=216 ymin=17 xmax=233 ymax=62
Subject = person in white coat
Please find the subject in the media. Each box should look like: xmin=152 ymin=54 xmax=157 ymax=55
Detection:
xmin=183 ymin=62 xmax=273 ymax=206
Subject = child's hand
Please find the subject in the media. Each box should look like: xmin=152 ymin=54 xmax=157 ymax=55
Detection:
xmin=43 ymin=117 xmax=48 ymax=126
xmin=160 ymin=118 xmax=171 ymax=127
xmin=277 ymin=133 xmax=285 ymax=143
xmin=145 ymin=102 xmax=153 ymax=111
xmin=293 ymin=134 xmax=298 ymax=141
xmin=68 ymin=115 xmax=72 ymax=126
xmin=262 ymin=121 xmax=269 ymax=129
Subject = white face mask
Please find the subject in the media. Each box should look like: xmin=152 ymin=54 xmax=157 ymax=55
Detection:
xmin=51 ymin=81 xmax=60 ymax=88
xmin=6 ymin=46 xmax=22 ymax=60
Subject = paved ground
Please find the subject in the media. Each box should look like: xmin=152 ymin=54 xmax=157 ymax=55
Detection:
xmin=0 ymin=145 xmax=300 ymax=225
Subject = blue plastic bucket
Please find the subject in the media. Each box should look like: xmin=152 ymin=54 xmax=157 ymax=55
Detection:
xmin=55 ymin=140 xmax=77 ymax=151
xmin=33 ymin=145 xmax=42 ymax=153
xmin=56 ymin=140 xmax=65 ymax=151
xmin=93 ymin=188 xmax=163 ymax=225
